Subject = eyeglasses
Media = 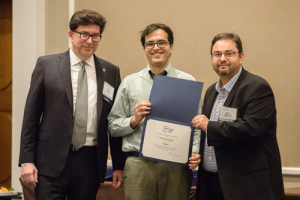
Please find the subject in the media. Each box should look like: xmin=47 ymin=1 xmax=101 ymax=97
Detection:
xmin=144 ymin=40 xmax=169 ymax=49
xmin=211 ymin=51 xmax=239 ymax=59
xmin=74 ymin=31 xmax=102 ymax=42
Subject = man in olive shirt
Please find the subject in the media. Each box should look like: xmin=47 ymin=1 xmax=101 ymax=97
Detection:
xmin=108 ymin=23 xmax=201 ymax=200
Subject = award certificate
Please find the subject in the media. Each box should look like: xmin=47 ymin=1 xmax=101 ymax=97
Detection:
xmin=142 ymin=119 xmax=191 ymax=164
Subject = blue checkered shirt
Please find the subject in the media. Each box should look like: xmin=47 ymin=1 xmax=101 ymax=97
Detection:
xmin=203 ymin=67 xmax=243 ymax=172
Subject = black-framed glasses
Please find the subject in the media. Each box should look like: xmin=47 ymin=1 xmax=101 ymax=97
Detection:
xmin=74 ymin=31 xmax=102 ymax=42
xmin=211 ymin=51 xmax=239 ymax=59
xmin=144 ymin=40 xmax=169 ymax=49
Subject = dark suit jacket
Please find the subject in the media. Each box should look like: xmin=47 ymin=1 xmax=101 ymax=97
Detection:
xmin=196 ymin=68 xmax=284 ymax=200
xmin=19 ymin=50 xmax=126 ymax=182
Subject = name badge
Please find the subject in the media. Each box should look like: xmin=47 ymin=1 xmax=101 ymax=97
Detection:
xmin=219 ymin=106 xmax=237 ymax=122
xmin=102 ymin=82 xmax=114 ymax=105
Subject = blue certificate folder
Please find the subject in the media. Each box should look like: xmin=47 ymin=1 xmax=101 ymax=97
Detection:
xmin=139 ymin=75 xmax=203 ymax=166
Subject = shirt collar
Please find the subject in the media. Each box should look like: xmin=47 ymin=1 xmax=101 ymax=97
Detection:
xmin=69 ymin=49 xmax=95 ymax=68
xmin=146 ymin=63 xmax=171 ymax=79
xmin=215 ymin=66 xmax=243 ymax=92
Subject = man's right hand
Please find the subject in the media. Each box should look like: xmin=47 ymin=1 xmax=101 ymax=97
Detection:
xmin=130 ymin=101 xmax=151 ymax=128
xmin=21 ymin=163 xmax=38 ymax=187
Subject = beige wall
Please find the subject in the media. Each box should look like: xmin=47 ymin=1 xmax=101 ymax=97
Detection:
xmin=45 ymin=0 xmax=69 ymax=55
xmin=47 ymin=0 xmax=300 ymax=167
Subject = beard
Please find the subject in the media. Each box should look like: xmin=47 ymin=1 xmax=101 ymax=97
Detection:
xmin=218 ymin=68 xmax=231 ymax=76
xmin=216 ymin=64 xmax=231 ymax=76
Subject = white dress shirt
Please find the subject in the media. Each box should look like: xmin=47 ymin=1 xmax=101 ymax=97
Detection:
xmin=70 ymin=49 xmax=97 ymax=146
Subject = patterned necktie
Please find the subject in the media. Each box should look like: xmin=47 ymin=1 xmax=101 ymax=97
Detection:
xmin=72 ymin=61 xmax=88 ymax=150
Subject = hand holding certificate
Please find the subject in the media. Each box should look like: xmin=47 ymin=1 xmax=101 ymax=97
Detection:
xmin=139 ymin=75 xmax=203 ymax=165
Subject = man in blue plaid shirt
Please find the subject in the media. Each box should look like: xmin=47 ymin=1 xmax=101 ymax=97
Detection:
xmin=192 ymin=32 xmax=284 ymax=200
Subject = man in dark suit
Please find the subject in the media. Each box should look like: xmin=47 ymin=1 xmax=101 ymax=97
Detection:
xmin=19 ymin=9 xmax=126 ymax=200
xmin=192 ymin=32 xmax=284 ymax=200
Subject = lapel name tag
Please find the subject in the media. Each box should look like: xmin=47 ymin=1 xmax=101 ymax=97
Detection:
xmin=102 ymin=82 xmax=114 ymax=105
xmin=219 ymin=106 xmax=237 ymax=122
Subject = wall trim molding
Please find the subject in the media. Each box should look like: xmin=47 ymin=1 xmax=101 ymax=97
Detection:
xmin=107 ymin=160 xmax=112 ymax=168
xmin=282 ymin=167 xmax=300 ymax=176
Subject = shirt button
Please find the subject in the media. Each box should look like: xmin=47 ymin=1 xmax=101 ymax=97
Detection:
xmin=209 ymin=157 xmax=211 ymax=160
xmin=68 ymin=135 xmax=72 ymax=138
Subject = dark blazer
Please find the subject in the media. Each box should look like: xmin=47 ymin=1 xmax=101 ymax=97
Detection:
xmin=19 ymin=50 xmax=126 ymax=182
xmin=196 ymin=68 xmax=284 ymax=200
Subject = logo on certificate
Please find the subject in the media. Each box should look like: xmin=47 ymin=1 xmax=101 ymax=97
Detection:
xmin=162 ymin=125 xmax=169 ymax=133
xmin=162 ymin=125 xmax=174 ymax=133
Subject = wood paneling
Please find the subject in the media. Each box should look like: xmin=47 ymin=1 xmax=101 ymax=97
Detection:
xmin=0 ymin=0 xmax=12 ymax=19
xmin=0 ymin=112 xmax=12 ymax=182
xmin=0 ymin=0 xmax=12 ymax=189
xmin=0 ymin=14 xmax=12 ymax=91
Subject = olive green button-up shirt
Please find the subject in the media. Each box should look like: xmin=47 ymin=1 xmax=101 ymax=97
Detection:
xmin=108 ymin=64 xmax=202 ymax=153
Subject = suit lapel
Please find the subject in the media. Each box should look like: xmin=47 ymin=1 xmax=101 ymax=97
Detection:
xmin=200 ymin=86 xmax=218 ymax=154
xmin=204 ymin=88 xmax=218 ymax=119
xmin=224 ymin=68 xmax=248 ymax=107
xmin=58 ymin=51 xmax=73 ymax=109
xmin=94 ymin=55 xmax=105 ymax=123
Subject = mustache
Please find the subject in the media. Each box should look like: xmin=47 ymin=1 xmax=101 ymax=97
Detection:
xmin=217 ymin=64 xmax=230 ymax=67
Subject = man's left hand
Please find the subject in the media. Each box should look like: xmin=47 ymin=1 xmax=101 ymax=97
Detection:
xmin=111 ymin=170 xmax=123 ymax=189
xmin=189 ymin=152 xmax=201 ymax=170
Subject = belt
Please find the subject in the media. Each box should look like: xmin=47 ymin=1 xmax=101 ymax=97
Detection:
xmin=70 ymin=145 xmax=97 ymax=151
xmin=127 ymin=151 xmax=140 ymax=157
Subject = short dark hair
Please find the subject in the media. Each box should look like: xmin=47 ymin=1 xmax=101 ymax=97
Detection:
xmin=69 ymin=9 xmax=107 ymax=35
xmin=211 ymin=32 xmax=243 ymax=54
xmin=140 ymin=23 xmax=174 ymax=47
